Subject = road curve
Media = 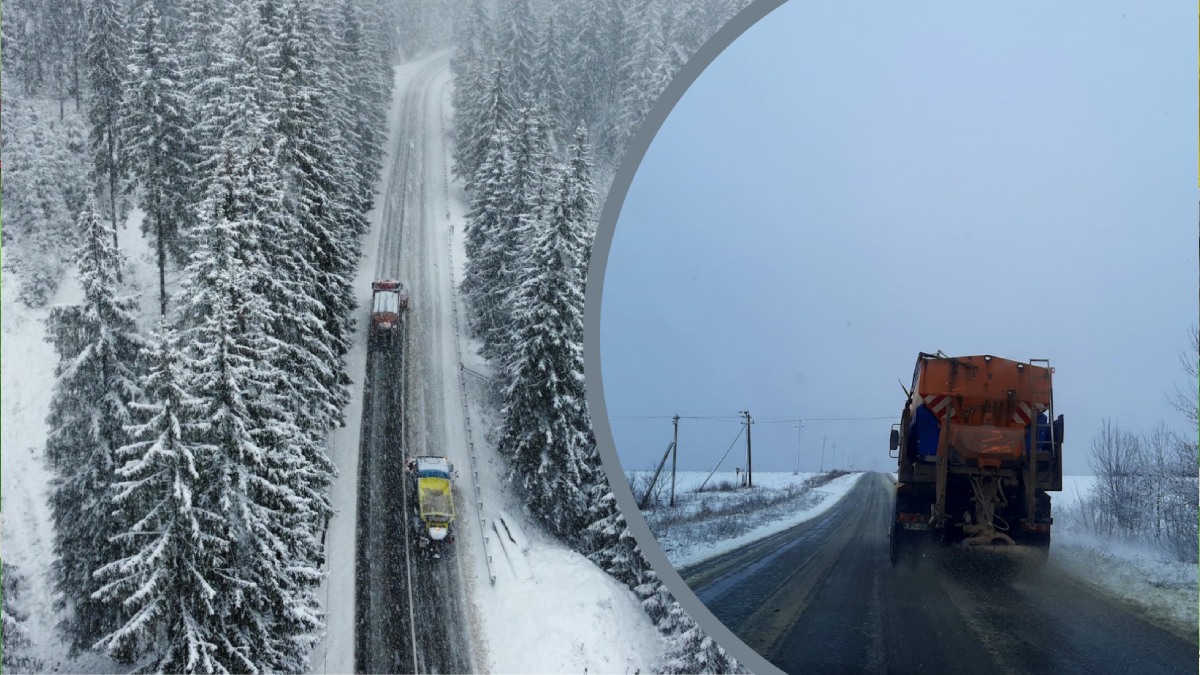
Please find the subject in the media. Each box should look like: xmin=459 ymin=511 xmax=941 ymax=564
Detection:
xmin=680 ymin=472 xmax=1197 ymax=675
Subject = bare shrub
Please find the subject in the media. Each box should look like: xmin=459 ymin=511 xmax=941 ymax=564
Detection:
xmin=1087 ymin=419 xmax=1198 ymax=563
xmin=626 ymin=469 xmax=671 ymax=510
xmin=698 ymin=480 xmax=738 ymax=493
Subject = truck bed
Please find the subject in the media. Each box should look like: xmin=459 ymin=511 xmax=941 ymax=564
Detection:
xmin=417 ymin=477 xmax=454 ymax=521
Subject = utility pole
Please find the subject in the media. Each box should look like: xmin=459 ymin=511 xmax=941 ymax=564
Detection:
xmin=670 ymin=415 xmax=679 ymax=506
xmin=820 ymin=435 xmax=827 ymax=473
xmin=794 ymin=421 xmax=804 ymax=475
xmin=742 ymin=410 xmax=753 ymax=488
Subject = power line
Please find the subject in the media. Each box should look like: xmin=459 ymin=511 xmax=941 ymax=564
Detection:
xmin=753 ymin=413 xmax=897 ymax=422
xmin=609 ymin=413 xmax=748 ymax=417
xmin=611 ymin=413 xmax=894 ymax=423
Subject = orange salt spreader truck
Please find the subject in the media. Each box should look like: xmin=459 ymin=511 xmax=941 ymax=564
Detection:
xmin=889 ymin=353 xmax=1063 ymax=565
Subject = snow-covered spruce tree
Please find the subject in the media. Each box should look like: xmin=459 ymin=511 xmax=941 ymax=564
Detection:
xmin=334 ymin=0 xmax=384 ymax=207
xmin=191 ymin=2 xmax=277 ymax=201
xmin=178 ymin=143 xmax=326 ymax=673
xmin=2 ymin=94 xmax=92 ymax=306
xmin=273 ymin=0 xmax=361 ymax=417
xmin=561 ymin=125 xmax=599 ymax=284
xmin=1 ymin=0 xmax=34 ymax=93
xmin=237 ymin=132 xmax=339 ymax=524
xmin=455 ymin=57 xmax=514 ymax=191
xmin=29 ymin=0 xmax=88 ymax=114
xmin=651 ymin=579 xmax=740 ymax=673
xmin=179 ymin=0 xmax=232 ymax=167
xmin=533 ymin=10 xmax=569 ymax=143
xmin=2 ymin=560 xmax=45 ymax=673
xmin=84 ymin=0 xmax=128 ymax=248
xmin=45 ymin=200 xmax=144 ymax=657
xmin=496 ymin=158 xmax=595 ymax=538
xmin=614 ymin=0 xmax=665 ymax=157
xmin=568 ymin=0 xmax=630 ymax=162
xmin=2 ymin=100 xmax=76 ymax=306
xmin=582 ymin=472 xmax=644 ymax=586
xmin=90 ymin=323 xmax=229 ymax=671
xmin=462 ymin=125 xmax=514 ymax=342
xmin=360 ymin=0 xmax=399 ymax=116
xmin=476 ymin=96 xmax=554 ymax=368
xmin=125 ymin=3 xmax=196 ymax=314
xmin=449 ymin=0 xmax=493 ymax=183
xmin=498 ymin=0 xmax=539 ymax=106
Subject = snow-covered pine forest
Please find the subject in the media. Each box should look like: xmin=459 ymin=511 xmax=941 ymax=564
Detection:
xmin=3 ymin=0 xmax=407 ymax=670
xmin=3 ymin=0 xmax=756 ymax=672
xmin=449 ymin=1 xmax=758 ymax=673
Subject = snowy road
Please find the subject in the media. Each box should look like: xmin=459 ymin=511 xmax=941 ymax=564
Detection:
xmin=680 ymin=472 xmax=1197 ymax=674
xmin=354 ymin=52 xmax=476 ymax=675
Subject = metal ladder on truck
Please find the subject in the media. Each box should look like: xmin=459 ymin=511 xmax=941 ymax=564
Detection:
xmin=1026 ymin=358 xmax=1058 ymax=527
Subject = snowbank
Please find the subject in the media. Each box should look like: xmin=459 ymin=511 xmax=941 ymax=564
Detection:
xmin=478 ymin=541 xmax=662 ymax=674
xmin=649 ymin=471 xmax=865 ymax=569
xmin=1052 ymin=475 xmax=1198 ymax=636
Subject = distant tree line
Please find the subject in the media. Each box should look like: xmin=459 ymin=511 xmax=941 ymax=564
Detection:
xmin=3 ymin=0 xmax=400 ymax=671
xmin=450 ymin=1 xmax=750 ymax=672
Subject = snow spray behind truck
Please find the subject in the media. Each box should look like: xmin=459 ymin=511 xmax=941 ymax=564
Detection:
xmin=889 ymin=353 xmax=1063 ymax=564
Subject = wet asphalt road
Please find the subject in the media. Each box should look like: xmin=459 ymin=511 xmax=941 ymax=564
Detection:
xmin=354 ymin=53 xmax=474 ymax=675
xmin=679 ymin=472 xmax=1197 ymax=675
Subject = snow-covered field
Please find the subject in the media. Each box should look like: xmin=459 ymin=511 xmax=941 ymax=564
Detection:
xmin=637 ymin=470 xmax=864 ymax=568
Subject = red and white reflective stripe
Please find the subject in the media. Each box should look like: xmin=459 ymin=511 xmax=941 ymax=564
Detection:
xmin=926 ymin=395 xmax=953 ymax=420
xmin=1012 ymin=401 xmax=1048 ymax=425
xmin=1013 ymin=401 xmax=1034 ymax=425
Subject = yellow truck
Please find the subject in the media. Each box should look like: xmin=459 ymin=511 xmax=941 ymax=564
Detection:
xmin=407 ymin=456 xmax=456 ymax=547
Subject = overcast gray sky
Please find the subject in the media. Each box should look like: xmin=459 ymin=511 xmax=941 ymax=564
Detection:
xmin=598 ymin=0 xmax=1197 ymax=477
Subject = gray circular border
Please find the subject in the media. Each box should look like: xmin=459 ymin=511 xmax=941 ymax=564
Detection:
xmin=583 ymin=2 xmax=789 ymax=674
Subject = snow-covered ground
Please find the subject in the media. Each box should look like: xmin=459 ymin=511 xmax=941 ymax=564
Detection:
xmin=1051 ymin=475 xmax=1198 ymax=636
xmin=2 ymin=266 xmax=82 ymax=673
xmin=639 ymin=470 xmax=864 ymax=568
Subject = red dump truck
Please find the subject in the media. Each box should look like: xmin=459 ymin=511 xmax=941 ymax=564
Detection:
xmin=889 ymin=353 xmax=1063 ymax=564
xmin=369 ymin=279 xmax=409 ymax=346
